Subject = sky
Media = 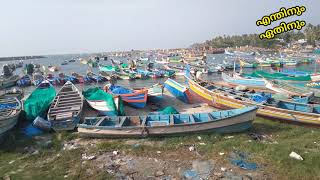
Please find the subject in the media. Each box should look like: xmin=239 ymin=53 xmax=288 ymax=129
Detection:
xmin=0 ymin=0 xmax=319 ymax=57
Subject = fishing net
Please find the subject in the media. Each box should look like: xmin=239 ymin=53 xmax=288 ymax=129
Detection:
xmin=24 ymin=86 xmax=56 ymax=121
xmin=83 ymin=87 xmax=124 ymax=116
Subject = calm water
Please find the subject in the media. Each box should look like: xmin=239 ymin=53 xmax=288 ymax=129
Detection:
xmin=0 ymin=53 xmax=317 ymax=95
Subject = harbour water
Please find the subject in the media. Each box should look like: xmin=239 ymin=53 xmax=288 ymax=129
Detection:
xmin=0 ymin=53 xmax=317 ymax=95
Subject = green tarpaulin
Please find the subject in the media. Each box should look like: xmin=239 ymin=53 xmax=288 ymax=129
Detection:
xmin=83 ymin=87 xmax=124 ymax=116
xmin=158 ymin=106 xmax=179 ymax=115
xmin=24 ymin=86 xmax=56 ymax=121
xmin=244 ymin=71 xmax=311 ymax=81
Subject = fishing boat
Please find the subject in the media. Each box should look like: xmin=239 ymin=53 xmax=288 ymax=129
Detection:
xmin=107 ymin=85 xmax=148 ymax=108
xmin=221 ymin=73 xmax=268 ymax=89
xmin=239 ymin=59 xmax=258 ymax=68
xmin=46 ymin=74 xmax=61 ymax=85
xmin=164 ymin=78 xmax=192 ymax=104
xmin=0 ymin=75 xmax=19 ymax=90
xmin=32 ymin=73 xmax=44 ymax=86
xmin=83 ymin=87 xmax=123 ymax=116
xmin=24 ymin=80 xmax=56 ymax=121
xmin=48 ymin=66 xmax=59 ymax=72
xmin=71 ymin=72 xmax=85 ymax=84
xmin=17 ymin=75 xmax=32 ymax=87
xmin=0 ymin=92 xmax=22 ymax=139
xmin=61 ymin=60 xmax=68 ymax=65
xmin=77 ymin=106 xmax=258 ymax=138
xmin=186 ymin=75 xmax=320 ymax=125
xmin=147 ymin=83 xmax=164 ymax=102
xmin=48 ymin=81 xmax=83 ymax=131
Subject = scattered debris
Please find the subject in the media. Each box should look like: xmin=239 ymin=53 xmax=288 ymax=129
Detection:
xmin=8 ymin=160 xmax=15 ymax=164
xmin=199 ymin=142 xmax=206 ymax=145
xmin=289 ymin=151 xmax=303 ymax=161
xmin=219 ymin=152 xmax=225 ymax=156
xmin=230 ymin=151 xmax=258 ymax=170
xmin=113 ymin=150 xmax=119 ymax=155
xmin=197 ymin=136 xmax=202 ymax=140
xmin=155 ymin=170 xmax=165 ymax=177
xmin=82 ymin=153 xmax=96 ymax=160
xmin=63 ymin=141 xmax=79 ymax=151
xmin=221 ymin=167 xmax=227 ymax=172
xmin=156 ymin=151 xmax=161 ymax=154
xmin=225 ymin=136 xmax=234 ymax=139
xmin=183 ymin=170 xmax=199 ymax=179
xmin=31 ymin=150 xmax=40 ymax=155
xmin=188 ymin=146 xmax=195 ymax=152
xmin=192 ymin=160 xmax=214 ymax=179
xmin=249 ymin=133 xmax=263 ymax=141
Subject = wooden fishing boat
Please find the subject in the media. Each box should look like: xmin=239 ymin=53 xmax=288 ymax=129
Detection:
xmin=48 ymin=81 xmax=83 ymax=131
xmin=107 ymin=85 xmax=148 ymax=108
xmin=24 ymin=80 xmax=56 ymax=121
xmin=0 ymin=75 xmax=19 ymax=90
xmin=17 ymin=75 xmax=32 ymax=87
xmin=186 ymin=76 xmax=320 ymax=125
xmin=221 ymin=73 xmax=268 ymax=89
xmin=239 ymin=59 xmax=258 ymax=68
xmin=0 ymin=92 xmax=22 ymax=139
xmin=164 ymin=78 xmax=192 ymax=104
xmin=77 ymin=106 xmax=258 ymax=138
xmin=83 ymin=87 xmax=122 ymax=116
xmin=71 ymin=72 xmax=85 ymax=84
xmin=147 ymin=83 xmax=164 ymax=102
xmin=32 ymin=73 xmax=44 ymax=86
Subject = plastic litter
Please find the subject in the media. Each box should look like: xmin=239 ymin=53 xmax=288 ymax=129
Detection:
xmin=230 ymin=151 xmax=258 ymax=170
xmin=24 ymin=124 xmax=44 ymax=137
xmin=289 ymin=151 xmax=303 ymax=161
xmin=183 ymin=170 xmax=199 ymax=180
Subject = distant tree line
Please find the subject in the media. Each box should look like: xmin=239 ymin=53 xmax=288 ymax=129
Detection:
xmin=192 ymin=23 xmax=320 ymax=49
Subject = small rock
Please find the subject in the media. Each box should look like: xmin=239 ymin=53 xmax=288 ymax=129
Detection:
xmin=221 ymin=167 xmax=226 ymax=172
xmin=156 ymin=151 xmax=161 ymax=154
xmin=197 ymin=136 xmax=202 ymax=140
xmin=155 ymin=170 xmax=165 ymax=177
xmin=56 ymin=154 xmax=61 ymax=157
xmin=289 ymin=151 xmax=303 ymax=160
xmin=9 ymin=160 xmax=15 ymax=164
xmin=113 ymin=150 xmax=119 ymax=155
xmin=219 ymin=152 xmax=225 ymax=156
xmin=64 ymin=175 xmax=68 ymax=178
xmin=188 ymin=146 xmax=195 ymax=152
xmin=199 ymin=142 xmax=206 ymax=145
xmin=154 ymin=158 xmax=158 ymax=162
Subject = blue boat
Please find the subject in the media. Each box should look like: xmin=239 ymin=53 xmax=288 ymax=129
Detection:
xmin=164 ymin=78 xmax=191 ymax=103
xmin=221 ymin=73 xmax=267 ymax=88
xmin=17 ymin=75 xmax=32 ymax=87
xmin=107 ymin=85 xmax=148 ymax=108
xmin=77 ymin=106 xmax=258 ymax=138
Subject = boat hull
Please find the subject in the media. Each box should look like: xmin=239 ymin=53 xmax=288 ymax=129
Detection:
xmin=164 ymin=78 xmax=191 ymax=103
xmin=77 ymin=107 xmax=257 ymax=138
xmin=186 ymin=77 xmax=320 ymax=125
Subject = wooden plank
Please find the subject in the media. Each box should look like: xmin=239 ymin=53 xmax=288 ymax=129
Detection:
xmin=169 ymin=115 xmax=174 ymax=125
xmin=56 ymin=102 xmax=82 ymax=107
xmin=189 ymin=114 xmax=195 ymax=123
xmin=208 ymin=113 xmax=215 ymax=121
xmin=118 ymin=117 xmax=127 ymax=127
xmin=49 ymin=108 xmax=79 ymax=115
xmin=140 ymin=116 xmax=147 ymax=126
xmin=95 ymin=117 xmax=106 ymax=126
